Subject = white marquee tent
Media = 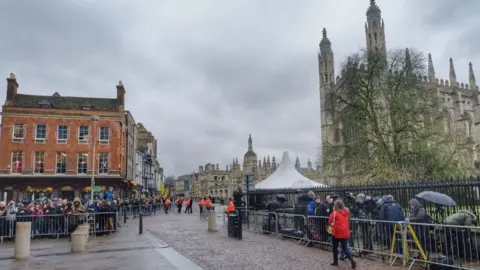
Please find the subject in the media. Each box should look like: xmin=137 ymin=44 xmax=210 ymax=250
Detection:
xmin=255 ymin=151 xmax=327 ymax=190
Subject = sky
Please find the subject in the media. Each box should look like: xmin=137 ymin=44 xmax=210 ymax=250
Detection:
xmin=0 ymin=0 xmax=478 ymax=177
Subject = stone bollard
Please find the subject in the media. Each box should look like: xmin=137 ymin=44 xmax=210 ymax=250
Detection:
xmin=77 ymin=224 xmax=90 ymax=242
xmin=71 ymin=232 xmax=87 ymax=252
xmin=208 ymin=211 xmax=217 ymax=232
xmin=14 ymin=222 xmax=32 ymax=260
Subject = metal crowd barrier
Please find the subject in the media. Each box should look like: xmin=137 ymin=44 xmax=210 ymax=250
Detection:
xmin=276 ymin=213 xmax=308 ymax=245
xmin=240 ymin=211 xmax=480 ymax=269
xmin=0 ymin=212 xmax=118 ymax=242
xmin=118 ymin=204 xmax=163 ymax=218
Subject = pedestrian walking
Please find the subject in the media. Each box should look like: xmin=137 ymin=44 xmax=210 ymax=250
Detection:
xmin=329 ymin=199 xmax=356 ymax=269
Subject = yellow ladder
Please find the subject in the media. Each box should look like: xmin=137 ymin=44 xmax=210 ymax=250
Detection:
xmin=389 ymin=221 xmax=427 ymax=269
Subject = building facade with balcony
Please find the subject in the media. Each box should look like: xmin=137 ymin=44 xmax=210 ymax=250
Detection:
xmin=0 ymin=73 xmax=129 ymax=201
xmin=142 ymin=153 xmax=154 ymax=195
xmin=134 ymin=149 xmax=144 ymax=197
xmin=154 ymin=160 xmax=163 ymax=192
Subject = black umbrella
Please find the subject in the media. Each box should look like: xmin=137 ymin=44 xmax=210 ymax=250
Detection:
xmin=415 ymin=191 xmax=456 ymax=206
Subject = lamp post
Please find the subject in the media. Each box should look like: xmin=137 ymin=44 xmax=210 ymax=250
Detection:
xmin=90 ymin=115 xmax=100 ymax=204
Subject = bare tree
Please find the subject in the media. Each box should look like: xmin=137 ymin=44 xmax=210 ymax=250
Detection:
xmin=321 ymin=48 xmax=475 ymax=182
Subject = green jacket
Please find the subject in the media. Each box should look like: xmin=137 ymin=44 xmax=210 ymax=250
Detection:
xmin=445 ymin=210 xmax=477 ymax=226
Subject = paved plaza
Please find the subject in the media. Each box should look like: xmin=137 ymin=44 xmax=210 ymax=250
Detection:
xmin=0 ymin=223 xmax=202 ymax=270
xmin=0 ymin=208 xmax=406 ymax=270
xmin=144 ymin=208 xmax=403 ymax=270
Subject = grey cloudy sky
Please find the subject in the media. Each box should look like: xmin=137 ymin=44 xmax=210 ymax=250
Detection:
xmin=0 ymin=0 xmax=478 ymax=176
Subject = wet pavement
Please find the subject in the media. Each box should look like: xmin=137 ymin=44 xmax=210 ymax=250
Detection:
xmin=144 ymin=208 xmax=405 ymax=270
xmin=0 ymin=223 xmax=202 ymax=270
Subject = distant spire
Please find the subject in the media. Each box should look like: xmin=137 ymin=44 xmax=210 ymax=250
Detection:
xmin=405 ymin=48 xmax=412 ymax=72
xmin=449 ymin=58 xmax=457 ymax=86
xmin=366 ymin=0 xmax=381 ymax=16
xmin=319 ymin=27 xmax=331 ymax=47
xmin=469 ymin=62 xmax=477 ymax=89
xmin=295 ymin=156 xmax=300 ymax=169
xmin=248 ymin=134 xmax=253 ymax=151
xmin=428 ymin=53 xmax=435 ymax=82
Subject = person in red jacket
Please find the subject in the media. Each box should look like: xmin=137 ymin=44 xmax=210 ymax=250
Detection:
xmin=328 ymin=199 xmax=356 ymax=269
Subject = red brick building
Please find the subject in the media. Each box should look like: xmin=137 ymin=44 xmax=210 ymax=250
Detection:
xmin=0 ymin=73 xmax=129 ymax=201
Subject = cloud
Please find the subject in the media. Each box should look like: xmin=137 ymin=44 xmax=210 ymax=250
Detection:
xmin=0 ymin=0 xmax=478 ymax=176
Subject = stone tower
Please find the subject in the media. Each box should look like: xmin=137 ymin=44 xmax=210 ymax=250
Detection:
xmin=319 ymin=27 xmax=336 ymax=167
xmin=243 ymin=134 xmax=257 ymax=174
xmin=319 ymin=0 xmax=480 ymax=181
xmin=365 ymin=0 xmax=387 ymax=63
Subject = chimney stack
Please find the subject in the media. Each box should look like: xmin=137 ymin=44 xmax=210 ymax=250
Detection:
xmin=116 ymin=81 xmax=126 ymax=109
xmin=6 ymin=73 xmax=18 ymax=102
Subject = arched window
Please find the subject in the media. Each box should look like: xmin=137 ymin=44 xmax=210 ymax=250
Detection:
xmin=442 ymin=110 xmax=452 ymax=135
xmin=463 ymin=113 xmax=473 ymax=137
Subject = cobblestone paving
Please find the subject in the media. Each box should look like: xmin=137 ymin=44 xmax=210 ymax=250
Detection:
xmin=145 ymin=212 xmax=404 ymax=270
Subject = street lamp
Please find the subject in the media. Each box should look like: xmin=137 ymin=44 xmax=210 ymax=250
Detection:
xmin=90 ymin=115 xmax=100 ymax=204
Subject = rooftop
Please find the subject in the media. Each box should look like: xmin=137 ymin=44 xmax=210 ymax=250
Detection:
xmin=8 ymin=93 xmax=119 ymax=111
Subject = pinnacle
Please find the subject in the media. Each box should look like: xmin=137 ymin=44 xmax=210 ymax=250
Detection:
xmin=366 ymin=0 xmax=381 ymax=15
xmin=428 ymin=53 xmax=435 ymax=78
xmin=470 ymin=62 xmax=476 ymax=81
xmin=449 ymin=58 xmax=456 ymax=78
xmin=320 ymin=27 xmax=331 ymax=47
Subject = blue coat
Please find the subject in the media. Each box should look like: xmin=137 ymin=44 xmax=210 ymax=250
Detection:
xmin=379 ymin=200 xmax=405 ymax=221
xmin=105 ymin=190 xmax=112 ymax=200
xmin=307 ymin=198 xmax=316 ymax=215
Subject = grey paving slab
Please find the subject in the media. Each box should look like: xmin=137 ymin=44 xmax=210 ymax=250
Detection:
xmin=0 ymin=222 xmax=202 ymax=270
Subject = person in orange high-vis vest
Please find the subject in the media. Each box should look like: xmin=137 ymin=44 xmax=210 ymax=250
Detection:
xmin=225 ymin=198 xmax=236 ymax=214
xmin=204 ymin=197 xmax=213 ymax=211
xmin=199 ymin=197 xmax=204 ymax=214
xmin=184 ymin=197 xmax=193 ymax=214
xmin=164 ymin=198 xmax=171 ymax=214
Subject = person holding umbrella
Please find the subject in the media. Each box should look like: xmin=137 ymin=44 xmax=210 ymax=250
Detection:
xmin=406 ymin=199 xmax=427 ymax=223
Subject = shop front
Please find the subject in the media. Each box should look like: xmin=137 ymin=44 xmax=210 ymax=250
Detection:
xmin=20 ymin=186 xmax=54 ymax=202
xmin=0 ymin=175 xmax=128 ymax=202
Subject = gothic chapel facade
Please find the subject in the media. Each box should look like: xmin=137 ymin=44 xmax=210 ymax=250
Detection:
xmin=319 ymin=0 xmax=479 ymax=182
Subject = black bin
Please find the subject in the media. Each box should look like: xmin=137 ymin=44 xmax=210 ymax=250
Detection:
xmin=227 ymin=213 xmax=242 ymax=240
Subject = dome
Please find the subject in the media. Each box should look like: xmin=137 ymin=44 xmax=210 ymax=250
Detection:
xmin=244 ymin=134 xmax=257 ymax=159
xmin=244 ymin=150 xmax=257 ymax=159
xmin=319 ymin=28 xmax=331 ymax=47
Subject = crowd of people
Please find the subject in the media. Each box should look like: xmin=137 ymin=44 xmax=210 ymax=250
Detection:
xmin=118 ymin=195 xmax=237 ymax=216
xmin=0 ymin=197 xmax=121 ymax=239
xmin=262 ymin=190 xmax=479 ymax=267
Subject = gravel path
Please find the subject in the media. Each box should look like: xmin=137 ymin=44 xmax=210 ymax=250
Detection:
xmin=144 ymin=212 xmax=403 ymax=270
